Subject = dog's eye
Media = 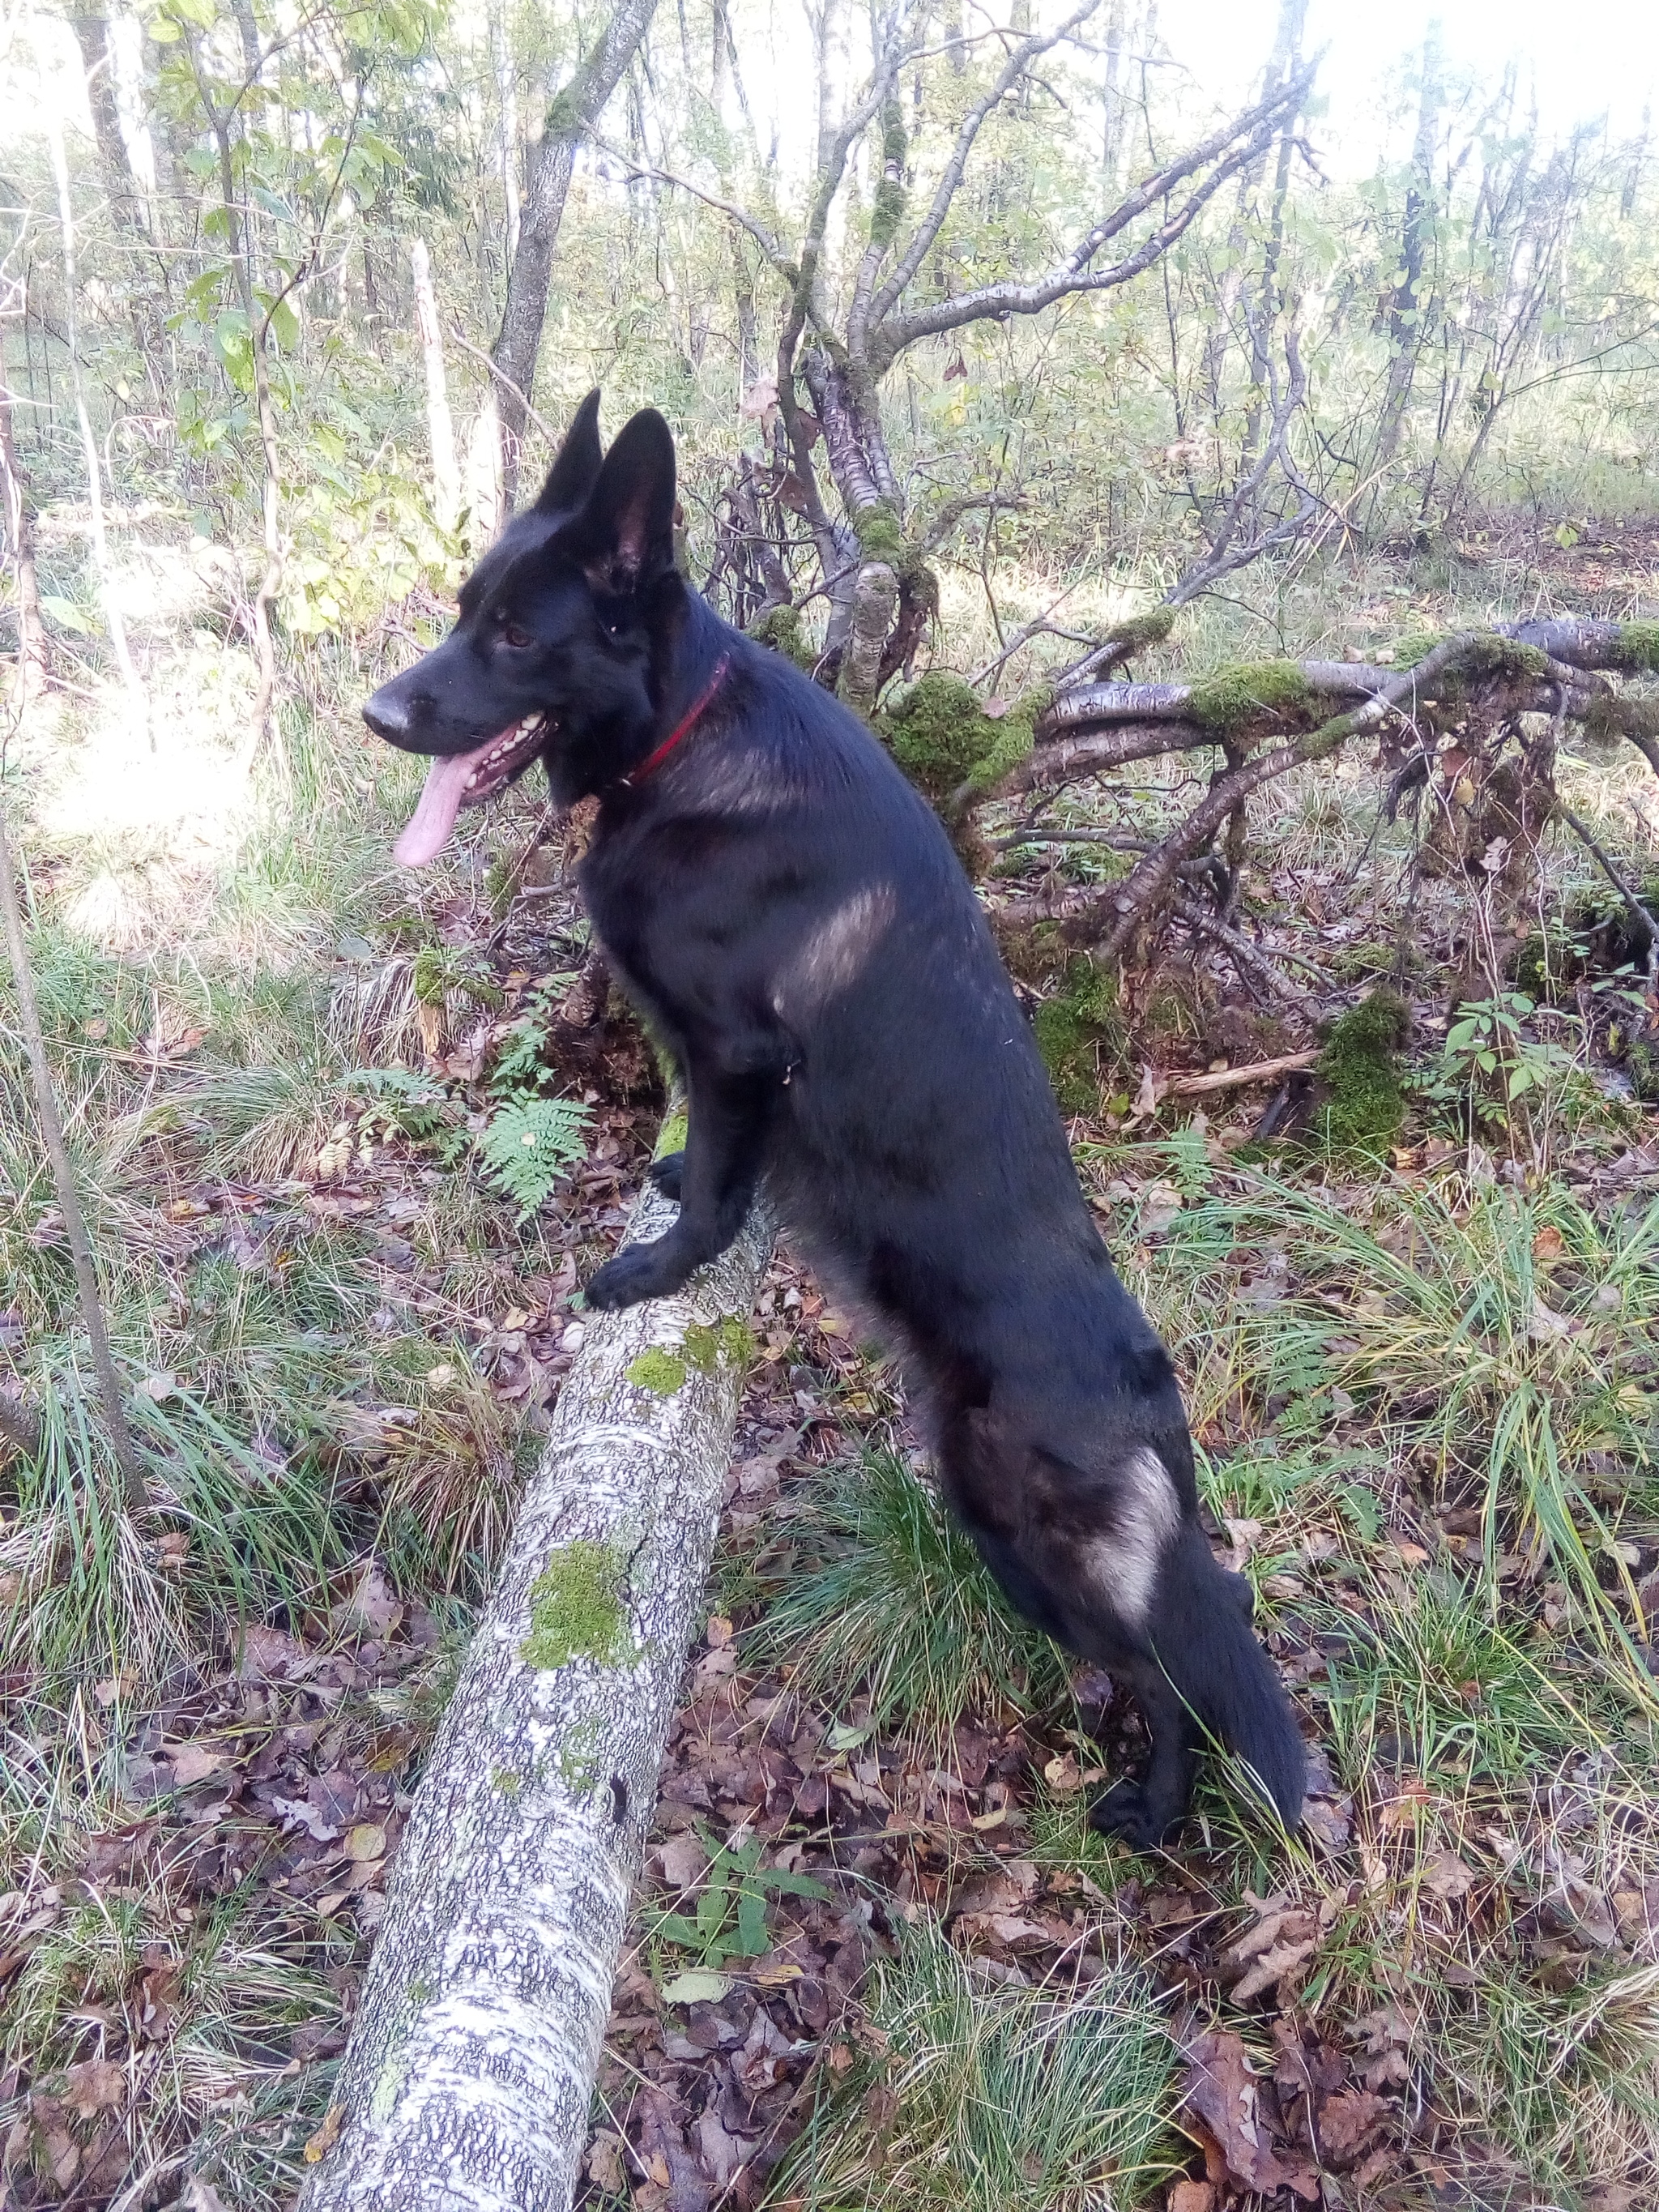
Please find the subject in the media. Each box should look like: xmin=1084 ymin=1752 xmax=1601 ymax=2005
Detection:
xmin=498 ymin=618 xmax=533 ymax=650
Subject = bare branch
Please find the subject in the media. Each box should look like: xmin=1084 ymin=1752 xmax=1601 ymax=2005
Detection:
xmin=871 ymin=60 xmax=1316 ymax=366
xmin=862 ymin=0 xmax=1103 ymax=344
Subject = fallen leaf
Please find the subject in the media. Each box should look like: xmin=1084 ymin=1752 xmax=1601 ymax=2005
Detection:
xmin=272 ymin=1794 xmax=342 ymax=1843
xmin=165 ymin=1742 xmax=229 ymax=1788
xmin=1531 ymin=1225 xmax=1564 ymax=1262
xmin=1316 ymin=2087 xmax=1388 ymax=2161
xmin=659 ymin=1971 xmax=731 ymax=2005
xmin=1167 ymin=2185 xmax=1216 ymax=2212
xmin=140 ymin=1373 xmax=177 ymax=1401
xmin=1182 ymin=2028 xmax=1312 ymax=2194
xmin=61 ymin=2057 xmax=126 ymax=2120
xmin=659 ymin=1832 xmax=710 ymax=1892
xmin=345 ymin=1823 xmax=387 ymax=1864
xmin=1043 ymin=1753 xmax=1084 ymax=1794
xmin=1231 ymin=1936 xmax=1318 ymax=2005
xmin=304 ymin=2104 xmax=344 ymax=2162
xmin=697 ymin=2103 xmax=755 ymax=2189
xmin=1421 ymin=1850 xmax=1474 ymax=1900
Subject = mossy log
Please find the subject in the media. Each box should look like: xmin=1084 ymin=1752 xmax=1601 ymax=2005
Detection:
xmin=300 ymin=1172 xmax=770 ymax=2212
xmin=970 ymin=621 xmax=1659 ymax=963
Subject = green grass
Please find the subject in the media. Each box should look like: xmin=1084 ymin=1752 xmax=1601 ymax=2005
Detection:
xmin=771 ymin=1914 xmax=1179 ymax=2212
xmin=746 ymin=1448 xmax=1072 ymax=1741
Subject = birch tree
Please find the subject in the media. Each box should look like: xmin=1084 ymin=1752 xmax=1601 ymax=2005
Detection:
xmin=299 ymin=1175 xmax=770 ymax=2212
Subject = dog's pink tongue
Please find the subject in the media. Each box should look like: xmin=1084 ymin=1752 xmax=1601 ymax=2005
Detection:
xmin=393 ymin=739 xmax=495 ymax=868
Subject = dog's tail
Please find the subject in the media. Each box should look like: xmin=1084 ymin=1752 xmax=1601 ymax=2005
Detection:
xmin=1158 ymin=1535 xmax=1306 ymax=1826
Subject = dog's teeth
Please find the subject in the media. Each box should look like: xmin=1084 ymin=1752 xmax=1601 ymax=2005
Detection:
xmin=466 ymin=771 xmax=478 ymax=788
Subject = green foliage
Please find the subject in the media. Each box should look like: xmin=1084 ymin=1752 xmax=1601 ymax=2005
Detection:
xmin=1032 ymin=956 xmax=1124 ymax=1114
xmin=1430 ymin=993 xmax=1581 ymax=1131
xmin=473 ymin=1095 xmax=591 ymax=1216
xmin=1313 ymin=988 xmax=1410 ymax=1157
xmin=520 ymin=1540 xmax=636 ymax=1672
xmin=348 ymin=1066 xmax=464 ymax=1155
xmin=648 ymin=1826 xmax=830 ymax=1971
xmin=1188 ymin=657 xmax=1315 ymax=732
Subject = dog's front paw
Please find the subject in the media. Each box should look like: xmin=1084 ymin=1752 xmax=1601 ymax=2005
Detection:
xmin=1087 ymin=1779 xmax=1173 ymax=1852
xmin=586 ymin=1239 xmax=689 ymax=1312
xmin=647 ymin=1150 xmax=684 ymax=1201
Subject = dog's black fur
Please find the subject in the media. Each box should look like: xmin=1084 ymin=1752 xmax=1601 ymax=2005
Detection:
xmin=364 ymin=395 xmax=1304 ymax=1845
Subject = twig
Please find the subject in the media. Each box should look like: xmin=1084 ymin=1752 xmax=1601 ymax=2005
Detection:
xmin=446 ymin=321 xmax=560 ymax=448
xmin=1552 ymin=796 xmax=1658 ymax=958
xmin=0 ymin=793 xmax=151 ymax=1510
xmin=1166 ymin=1048 xmax=1320 ymax=1097
xmin=1172 ymin=895 xmax=1316 ymax=1006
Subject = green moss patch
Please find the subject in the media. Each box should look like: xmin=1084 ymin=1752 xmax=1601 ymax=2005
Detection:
xmin=520 ymin=1539 xmax=638 ymax=1672
xmin=627 ymin=1348 xmax=687 ymax=1395
xmin=746 ymin=604 xmax=814 ymax=670
xmin=654 ymin=1112 xmax=689 ymax=1159
xmin=1608 ymin=620 xmax=1659 ymax=673
xmin=1313 ymin=989 xmax=1411 ymax=1159
xmin=851 ymin=500 xmax=907 ymax=566
xmin=1033 ymin=957 xmax=1124 ymax=1116
xmin=681 ymin=1316 xmax=756 ymax=1373
xmin=878 ymin=673 xmax=1050 ymax=808
xmin=1188 ymin=659 xmax=1314 ymax=733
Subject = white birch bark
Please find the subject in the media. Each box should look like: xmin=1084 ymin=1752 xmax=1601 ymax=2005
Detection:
xmin=300 ymin=1177 xmax=771 ymax=2212
xmin=411 ymin=238 xmax=462 ymax=535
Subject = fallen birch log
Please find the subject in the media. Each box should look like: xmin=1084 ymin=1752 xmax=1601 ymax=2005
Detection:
xmin=301 ymin=1168 xmax=771 ymax=2212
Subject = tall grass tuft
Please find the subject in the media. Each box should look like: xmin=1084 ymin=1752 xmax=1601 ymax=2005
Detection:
xmin=774 ymin=1912 xmax=1179 ymax=2211
xmin=749 ymin=1449 xmax=1071 ymax=1740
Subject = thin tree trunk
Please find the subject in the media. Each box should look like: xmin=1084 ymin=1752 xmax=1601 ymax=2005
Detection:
xmin=1371 ymin=20 xmax=1444 ymax=480
xmin=44 ymin=107 xmax=147 ymax=737
xmin=491 ymin=0 xmax=661 ymax=503
xmin=299 ymin=1174 xmax=770 ymax=2212
xmin=0 ymin=314 xmax=51 ymax=699
xmin=0 ymin=796 xmax=150 ymax=1512
xmin=490 ymin=0 xmax=521 ymax=267
xmin=410 ymin=239 xmax=460 ymax=533
xmin=187 ymin=32 xmax=283 ymax=768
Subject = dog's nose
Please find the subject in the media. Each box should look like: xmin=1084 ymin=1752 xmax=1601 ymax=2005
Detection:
xmin=363 ymin=685 xmax=416 ymax=743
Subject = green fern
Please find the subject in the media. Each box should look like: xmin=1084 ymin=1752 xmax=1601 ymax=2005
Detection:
xmin=475 ymin=1095 xmax=592 ymax=1216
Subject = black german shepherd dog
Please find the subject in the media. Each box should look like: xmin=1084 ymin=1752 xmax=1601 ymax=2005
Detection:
xmin=364 ymin=392 xmax=1303 ymax=1845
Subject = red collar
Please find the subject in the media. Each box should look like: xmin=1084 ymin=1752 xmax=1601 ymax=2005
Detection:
xmin=624 ymin=655 xmax=731 ymax=786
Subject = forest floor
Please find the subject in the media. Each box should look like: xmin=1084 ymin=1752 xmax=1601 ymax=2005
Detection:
xmin=2 ymin=513 xmax=1658 ymax=2212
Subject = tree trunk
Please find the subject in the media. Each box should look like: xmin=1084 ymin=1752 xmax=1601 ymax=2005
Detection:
xmin=1371 ymin=21 xmax=1443 ymax=480
xmin=299 ymin=1175 xmax=770 ymax=2212
xmin=410 ymin=239 xmax=461 ymax=533
xmin=44 ymin=105 xmax=147 ymax=735
xmin=0 ymin=316 xmax=51 ymax=700
xmin=491 ymin=0 xmax=661 ymax=502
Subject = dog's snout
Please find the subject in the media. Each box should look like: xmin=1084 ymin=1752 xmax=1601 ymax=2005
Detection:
xmin=362 ymin=682 xmax=422 ymax=745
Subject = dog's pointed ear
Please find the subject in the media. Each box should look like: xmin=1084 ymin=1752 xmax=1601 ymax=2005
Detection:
xmin=533 ymin=390 xmax=603 ymax=516
xmin=568 ymin=408 xmax=676 ymax=593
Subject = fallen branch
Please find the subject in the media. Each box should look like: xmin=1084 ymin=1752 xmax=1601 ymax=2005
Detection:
xmin=300 ymin=1172 xmax=771 ymax=2212
xmin=1166 ymin=1048 xmax=1320 ymax=1097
